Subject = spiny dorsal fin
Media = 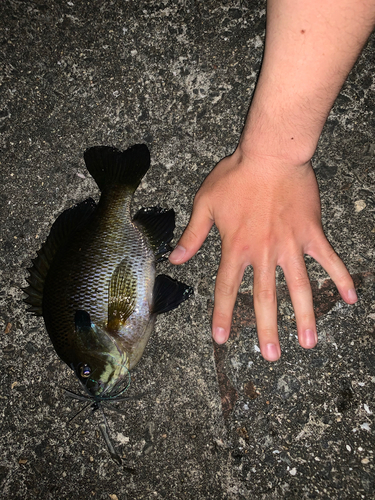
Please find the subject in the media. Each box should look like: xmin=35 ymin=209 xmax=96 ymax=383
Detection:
xmin=107 ymin=259 xmax=138 ymax=331
xmin=133 ymin=207 xmax=175 ymax=260
xmin=84 ymin=145 xmax=150 ymax=192
xmin=152 ymin=275 xmax=193 ymax=315
xmin=23 ymin=198 xmax=96 ymax=316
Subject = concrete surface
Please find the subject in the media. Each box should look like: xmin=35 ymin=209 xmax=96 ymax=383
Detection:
xmin=0 ymin=1 xmax=374 ymax=499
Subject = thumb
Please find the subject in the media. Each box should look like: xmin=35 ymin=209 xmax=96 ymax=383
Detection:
xmin=169 ymin=201 xmax=213 ymax=265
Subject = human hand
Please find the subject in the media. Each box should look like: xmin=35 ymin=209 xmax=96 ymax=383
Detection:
xmin=169 ymin=148 xmax=357 ymax=361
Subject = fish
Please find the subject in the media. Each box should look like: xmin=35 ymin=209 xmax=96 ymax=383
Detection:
xmin=23 ymin=144 xmax=193 ymax=403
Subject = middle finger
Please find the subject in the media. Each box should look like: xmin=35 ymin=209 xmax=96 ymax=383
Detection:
xmin=253 ymin=264 xmax=280 ymax=361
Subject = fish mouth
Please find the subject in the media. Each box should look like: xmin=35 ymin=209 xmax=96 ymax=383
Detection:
xmin=78 ymin=348 xmax=130 ymax=400
xmin=65 ymin=363 xmax=132 ymax=467
xmin=65 ymin=362 xmax=133 ymax=467
xmin=77 ymin=365 xmax=131 ymax=403
xmin=71 ymin=326 xmax=131 ymax=400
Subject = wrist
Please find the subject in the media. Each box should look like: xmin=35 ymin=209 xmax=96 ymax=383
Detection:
xmin=238 ymin=91 xmax=325 ymax=167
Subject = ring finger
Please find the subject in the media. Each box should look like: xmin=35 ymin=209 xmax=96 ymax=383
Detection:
xmin=283 ymin=255 xmax=317 ymax=349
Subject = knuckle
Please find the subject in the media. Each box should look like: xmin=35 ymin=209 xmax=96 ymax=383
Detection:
xmin=298 ymin=312 xmax=315 ymax=325
xmin=324 ymin=249 xmax=352 ymax=284
xmin=255 ymin=263 xmax=274 ymax=279
xmin=255 ymin=288 xmax=276 ymax=303
xmin=286 ymin=256 xmax=311 ymax=292
xmin=214 ymin=310 xmax=231 ymax=325
xmin=184 ymin=224 xmax=200 ymax=243
xmin=226 ymin=234 xmax=249 ymax=257
xmin=259 ymin=327 xmax=276 ymax=340
xmin=290 ymin=275 xmax=311 ymax=292
xmin=260 ymin=233 xmax=275 ymax=250
xmin=325 ymin=247 xmax=341 ymax=266
xmin=229 ymin=232 xmax=243 ymax=250
xmin=216 ymin=279 xmax=237 ymax=298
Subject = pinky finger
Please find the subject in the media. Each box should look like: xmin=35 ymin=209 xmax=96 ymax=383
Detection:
xmin=308 ymin=237 xmax=357 ymax=304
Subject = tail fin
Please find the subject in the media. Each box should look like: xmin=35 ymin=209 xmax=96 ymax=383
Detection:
xmin=84 ymin=145 xmax=150 ymax=192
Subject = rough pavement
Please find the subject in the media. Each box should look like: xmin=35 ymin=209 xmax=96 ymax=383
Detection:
xmin=1 ymin=1 xmax=374 ymax=499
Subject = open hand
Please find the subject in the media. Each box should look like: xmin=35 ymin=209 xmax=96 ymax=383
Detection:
xmin=169 ymin=148 xmax=357 ymax=361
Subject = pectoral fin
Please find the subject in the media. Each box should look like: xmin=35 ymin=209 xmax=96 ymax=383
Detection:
xmin=152 ymin=275 xmax=193 ymax=315
xmin=107 ymin=260 xmax=137 ymax=330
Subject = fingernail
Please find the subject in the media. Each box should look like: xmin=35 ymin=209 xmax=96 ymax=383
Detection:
xmin=347 ymin=288 xmax=358 ymax=303
xmin=303 ymin=329 xmax=317 ymax=349
xmin=213 ymin=327 xmax=227 ymax=344
xmin=264 ymin=343 xmax=279 ymax=361
xmin=169 ymin=245 xmax=186 ymax=263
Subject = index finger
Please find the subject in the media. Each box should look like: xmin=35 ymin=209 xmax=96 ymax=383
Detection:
xmin=212 ymin=241 xmax=246 ymax=344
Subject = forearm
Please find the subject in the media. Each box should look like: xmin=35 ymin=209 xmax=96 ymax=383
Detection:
xmin=240 ymin=0 xmax=375 ymax=166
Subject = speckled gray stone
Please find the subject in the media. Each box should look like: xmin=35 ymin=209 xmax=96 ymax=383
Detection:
xmin=0 ymin=1 xmax=374 ymax=499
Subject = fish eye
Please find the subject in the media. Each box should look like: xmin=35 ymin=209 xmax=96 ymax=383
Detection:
xmin=80 ymin=364 xmax=91 ymax=378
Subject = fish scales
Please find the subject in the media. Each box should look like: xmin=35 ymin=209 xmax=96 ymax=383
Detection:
xmin=24 ymin=144 xmax=193 ymax=399
xmin=43 ymin=187 xmax=155 ymax=369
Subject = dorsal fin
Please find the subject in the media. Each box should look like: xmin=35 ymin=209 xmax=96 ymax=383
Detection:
xmin=84 ymin=145 xmax=150 ymax=192
xmin=23 ymin=198 xmax=96 ymax=316
xmin=133 ymin=207 xmax=175 ymax=260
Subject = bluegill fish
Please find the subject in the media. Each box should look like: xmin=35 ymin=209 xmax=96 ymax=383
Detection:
xmin=24 ymin=145 xmax=193 ymax=401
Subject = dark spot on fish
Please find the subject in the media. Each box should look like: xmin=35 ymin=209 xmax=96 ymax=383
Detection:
xmin=75 ymin=310 xmax=91 ymax=332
